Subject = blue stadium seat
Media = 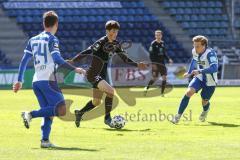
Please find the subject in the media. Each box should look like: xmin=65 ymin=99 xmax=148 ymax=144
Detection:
xmin=1 ymin=0 xmax=190 ymax=63
xmin=185 ymin=1 xmax=193 ymax=8
xmin=175 ymin=15 xmax=182 ymax=22
xmin=200 ymin=1 xmax=208 ymax=8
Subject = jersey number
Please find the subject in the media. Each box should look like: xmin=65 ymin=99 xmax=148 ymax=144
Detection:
xmin=32 ymin=42 xmax=48 ymax=65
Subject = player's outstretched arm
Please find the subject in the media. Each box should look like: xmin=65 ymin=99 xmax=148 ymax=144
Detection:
xmin=117 ymin=51 xmax=146 ymax=69
xmin=70 ymin=48 xmax=92 ymax=63
xmin=13 ymin=52 xmax=32 ymax=93
xmin=52 ymin=52 xmax=85 ymax=74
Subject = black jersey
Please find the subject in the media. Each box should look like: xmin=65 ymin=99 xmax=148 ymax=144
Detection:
xmin=72 ymin=36 xmax=137 ymax=85
xmin=149 ymin=40 xmax=170 ymax=64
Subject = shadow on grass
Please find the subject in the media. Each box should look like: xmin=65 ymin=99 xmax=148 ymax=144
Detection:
xmin=103 ymin=128 xmax=151 ymax=132
xmin=208 ymin=121 xmax=240 ymax=127
xmin=32 ymin=146 xmax=99 ymax=152
xmin=190 ymin=121 xmax=240 ymax=128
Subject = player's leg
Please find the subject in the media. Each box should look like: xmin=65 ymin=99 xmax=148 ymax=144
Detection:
xmin=40 ymin=81 xmax=65 ymax=148
xmin=160 ymin=64 xmax=167 ymax=96
xmin=171 ymin=77 xmax=202 ymax=124
xmin=22 ymin=81 xmax=62 ymax=148
xmin=40 ymin=117 xmax=56 ymax=148
xmin=144 ymin=64 xmax=158 ymax=95
xmin=199 ymin=85 xmax=216 ymax=122
xmin=30 ymin=81 xmax=66 ymax=118
xmin=31 ymin=85 xmax=54 ymax=143
xmin=97 ymin=80 xmax=115 ymax=127
xmin=161 ymin=75 xmax=167 ymax=96
xmin=21 ymin=82 xmax=49 ymax=129
xmin=75 ymin=88 xmax=104 ymax=127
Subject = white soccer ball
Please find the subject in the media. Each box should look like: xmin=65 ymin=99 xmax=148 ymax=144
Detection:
xmin=111 ymin=115 xmax=126 ymax=129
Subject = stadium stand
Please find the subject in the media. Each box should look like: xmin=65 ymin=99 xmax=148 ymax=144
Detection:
xmin=0 ymin=49 xmax=11 ymax=66
xmin=234 ymin=1 xmax=240 ymax=39
xmin=160 ymin=0 xmax=240 ymax=64
xmin=2 ymin=0 xmax=189 ymax=63
xmin=162 ymin=0 xmax=230 ymax=39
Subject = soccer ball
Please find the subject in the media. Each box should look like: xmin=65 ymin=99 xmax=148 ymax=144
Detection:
xmin=111 ymin=115 xmax=126 ymax=129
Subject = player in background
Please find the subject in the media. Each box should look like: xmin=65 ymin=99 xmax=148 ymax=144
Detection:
xmin=70 ymin=20 xmax=147 ymax=128
xmin=171 ymin=35 xmax=218 ymax=124
xmin=12 ymin=11 xmax=85 ymax=148
xmin=144 ymin=30 xmax=173 ymax=96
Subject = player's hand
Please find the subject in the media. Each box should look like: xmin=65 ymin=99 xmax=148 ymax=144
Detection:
xmin=137 ymin=62 xmax=147 ymax=70
xmin=66 ymin=59 xmax=74 ymax=65
xmin=13 ymin=82 xmax=22 ymax=93
xmin=183 ymin=72 xmax=191 ymax=78
xmin=191 ymin=70 xmax=200 ymax=76
xmin=169 ymin=59 xmax=173 ymax=64
xmin=75 ymin=67 xmax=86 ymax=75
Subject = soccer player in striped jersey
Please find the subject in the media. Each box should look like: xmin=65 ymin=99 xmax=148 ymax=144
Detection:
xmin=13 ymin=11 xmax=85 ymax=148
xmin=171 ymin=35 xmax=218 ymax=124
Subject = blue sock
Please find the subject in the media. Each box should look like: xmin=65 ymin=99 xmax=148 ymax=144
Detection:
xmin=31 ymin=106 xmax=55 ymax=118
xmin=203 ymin=102 xmax=210 ymax=111
xmin=178 ymin=95 xmax=190 ymax=114
xmin=41 ymin=117 xmax=53 ymax=141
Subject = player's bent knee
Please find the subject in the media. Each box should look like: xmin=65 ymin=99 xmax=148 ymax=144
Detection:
xmin=56 ymin=103 xmax=66 ymax=116
xmin=202 ymin=99 xmax=209 ymax=106
xmin=106 ymin=88 xmax=114 ymax=97
xmin=92 ymin=99 xmax=101 ymax=106
xmin=185 ymin=88 xmax=195 ymax=97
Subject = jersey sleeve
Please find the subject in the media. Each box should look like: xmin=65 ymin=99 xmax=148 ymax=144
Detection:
xmin=49 ymin=36 xmax=60 ymax=55
xmin=207 ymin=51 xmax=218 ymax=66
xmin=162 ymin=44 xmax=170 ymax=61
xmin=24 ymin=40 xmax=32 ymax=55
xmin=91 ymin=41 xmax=101 ymax=54
xmin=187 ymin=58 xmax=197 ymax=74
xmin=18 ymin=47 xmax=33 ymax=82
xmin=72 ymin=47 xmax=92 ymax=63
xmin=149 ymin=43 xmax=155 ymax=61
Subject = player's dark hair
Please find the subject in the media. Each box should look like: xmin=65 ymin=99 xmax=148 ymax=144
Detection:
xmin=105 ymin=20 xmax=120 ymax=30
xmin=192 ymin=35 xmax=208 ymax=47
xmin=43 ymin=11 xmax=58 ymax=28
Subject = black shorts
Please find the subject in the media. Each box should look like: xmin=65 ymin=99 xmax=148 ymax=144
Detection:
xmin=152 ymin=63 xmax=167 ymax=77
xmin=86 ymin=74 xmax=103 ymax=88
xmin=86 ymin=69 xmax=106 ymax=88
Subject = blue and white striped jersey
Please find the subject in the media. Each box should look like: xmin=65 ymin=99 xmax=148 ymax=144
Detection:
xmin=24 ymin=31 xmax=60 ymax=82
xmin=192 ymin=47 xmax=218 ymax=86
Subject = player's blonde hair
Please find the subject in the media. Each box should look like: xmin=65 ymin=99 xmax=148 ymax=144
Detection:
xmin=192 ymin=35 xmax=208 ymax=47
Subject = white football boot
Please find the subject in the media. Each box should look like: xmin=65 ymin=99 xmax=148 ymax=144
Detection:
xmin=144 ymin=87 xmax=148 ymax=96
xmin=21 ymin=112 xmax=32 ymax=129
xmin=41 ymin=140 xmax=57 ymax=148
xmin=171 ymin=114 xmax=181 ymax=124
xmin=199 ymin=108 xmax=210 ymax=122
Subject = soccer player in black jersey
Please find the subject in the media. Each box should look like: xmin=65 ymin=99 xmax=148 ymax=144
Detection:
xmin=70 ymin=20 xmax=146 ymax=128
xmin=144 ymin=30 xmax=173 ymax=96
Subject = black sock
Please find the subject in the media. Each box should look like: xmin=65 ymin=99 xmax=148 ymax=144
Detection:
xmin=146 ymin=79 xmax=154 ymax=89
xmin=161 ymin=80 xmax=166 ymax=94
xmin=80 ymin=100 xmax=95 ymax=114
xmin=105 ymin=96 xmax=113 ymax=120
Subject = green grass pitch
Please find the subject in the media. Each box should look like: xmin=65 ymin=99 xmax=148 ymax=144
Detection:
xmin=0 ymin=87 xmax=239 ymax=160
